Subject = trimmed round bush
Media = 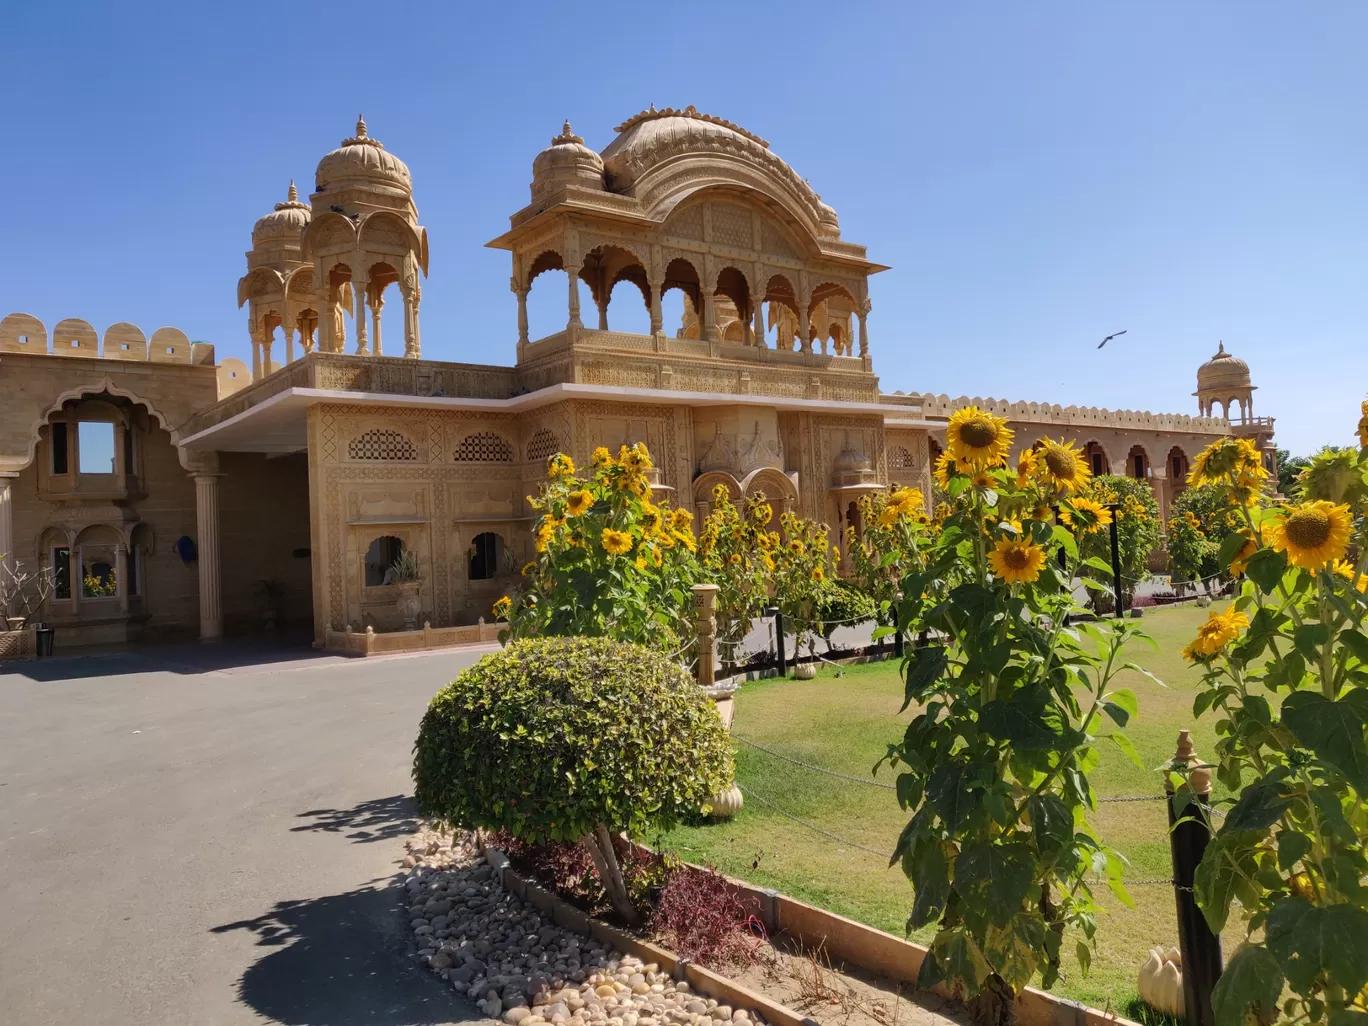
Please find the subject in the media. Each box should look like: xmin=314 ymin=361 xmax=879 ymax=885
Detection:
xmin=413 ymin=635 xmax=732 ymax=843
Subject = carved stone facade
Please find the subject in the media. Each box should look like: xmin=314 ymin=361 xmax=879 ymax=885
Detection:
xmin=0 ymin=109 xmax=1274 ymax=650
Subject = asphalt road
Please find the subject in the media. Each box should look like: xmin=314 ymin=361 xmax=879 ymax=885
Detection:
xmin=0 ymin=639 xmax=502 ymax=1026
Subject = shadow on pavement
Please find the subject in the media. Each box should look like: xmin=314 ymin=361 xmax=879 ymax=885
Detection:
xmin=212 ymin=878 xmax=484 ymax=1026
xmin=293 ymin=795 xmax=421 ymax=844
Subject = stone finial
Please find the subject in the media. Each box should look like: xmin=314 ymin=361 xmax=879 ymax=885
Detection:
xmin=356 ymin=113 xmax=367 ymax=139
xmin=553 ymin=120 xmax=584 ymax=145
xmin=1171 ymin=728 xmax=1212 ymax=794
xmin=287 ymin=179 xmax=297 ymax=203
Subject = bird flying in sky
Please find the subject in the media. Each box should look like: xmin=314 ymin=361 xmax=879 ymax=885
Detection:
xmin=1097 ymin=330 xmax=1128 ymax=349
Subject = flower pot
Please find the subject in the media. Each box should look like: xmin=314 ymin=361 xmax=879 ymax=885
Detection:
xmin=707 ymin=783 xmax=744 ymax=820
xmin=396 ymin=581 xmax=422 ymax=631
xmin=1137 ymin=945 xmax=1184 ymax=1018
xmin=793 ymin=662 xmax=818 ymax=680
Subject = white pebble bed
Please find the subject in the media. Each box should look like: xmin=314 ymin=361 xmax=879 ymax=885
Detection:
xmin=402 ymin=832 xmax=766 ymax=1026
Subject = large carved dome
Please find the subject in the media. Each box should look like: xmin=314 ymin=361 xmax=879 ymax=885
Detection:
xmin=314 ymin=115 xmax=412 ymax=196
xmin=251 ymin=181 xmax=310 ymax=246
xmin=1196 ymin=342 xmax=1252 ymax=392
xmin=599 ymin=106 xmax=828 ymax=228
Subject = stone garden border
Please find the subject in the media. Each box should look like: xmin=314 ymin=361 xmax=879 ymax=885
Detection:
xmin=484 ymin=835 xmax=1142 ymax=1026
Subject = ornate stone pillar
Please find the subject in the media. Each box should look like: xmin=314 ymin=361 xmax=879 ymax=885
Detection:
xmin=371 ymin=292 xmax=385 ymax=356
xmin=514 ymin=281 xmax=530 ymax=346
xmin=567 ymin=270 xmax=582 ymax=330
xmin=753 ymin=302 xmax=766 ymax=349
xmin=693 ymin=583 xmax=720 ymax=688
xmin=403 ymin=282 xmax=421 ymax=359
xmin=260 ymin=326 xmax=274 ymax=373
xmin=648 ymin=281 xmax=663 ymax=337
xmin=596 ymin=295 xmax=609 ymax=331
xmin=798 ymin=304 xmax=812 ymax=355
xmin=353 ymin=269 xmax=370 ymax=355
xmin=701 ymin=290 xmax=718 ymax=342
xmin=194 ymin=474 xmax=223 ymax=641
xmin=316 ymin=266 xmax=334 ymax=354
xmin=283 ymin=325 xmax=295 ymax=365
xmin=0 ymin=473 xmax=16 ymax=574
xmin=249 ymin=316 xmax=262 ymax=380
xmin=858 ymin=298 xmax=870 ymax=358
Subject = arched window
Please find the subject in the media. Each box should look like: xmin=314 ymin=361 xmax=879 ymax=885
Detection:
xmin=889 ymin=445 xmax=914 ymax=469
xmin=349 ymin=428 xmax=416 ymax=461
xmin=453 ymin=432 xmax=514 ymax=463
xmin=363 ymin=536 xmax=405 ymax=586
xmin=526 ymin=428 xmax=563 ymax=464
xmin=469 ymin=532 xmax=501 ymax=581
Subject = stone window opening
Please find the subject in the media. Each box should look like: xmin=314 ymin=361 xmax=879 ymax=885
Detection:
xmin=363 ymin=536 xmax=405 ymax=587
xmin=51 ymin=423 xmax=69 ymax=475
xmin=349 ymin=428 xmax=417 ymax=461
xmin=526 ymin=428 xmax=563 ymax=464
xmin=77 ymin=421 xmax=116 ymax=475
xmin=453 ymin=432 xmax=514 ymax=463
xmin=52 ymin=546 xmax=71 ymax=600
xmin=469 ymin=532 xmax=502 ymax=581
xmin=80 ymin=547 xmax=117 ymax=598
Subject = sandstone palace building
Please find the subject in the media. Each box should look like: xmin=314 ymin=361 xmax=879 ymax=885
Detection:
xmin=0 ymin=108 xmax=1276 ymax=650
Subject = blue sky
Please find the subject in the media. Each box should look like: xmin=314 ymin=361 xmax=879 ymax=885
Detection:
xmin=2 ymin=1 xmax=1363 ymax=456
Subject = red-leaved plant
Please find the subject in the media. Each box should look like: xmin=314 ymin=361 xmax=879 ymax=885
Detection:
xmin=649 ymin=865 xmax=767 ymax=969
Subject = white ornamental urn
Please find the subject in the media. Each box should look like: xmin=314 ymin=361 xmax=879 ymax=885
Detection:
xmin=1137 ymin=945 xmax=1184 ymax=1018
xmin=396 ymin=582 xmax=422 ymax=631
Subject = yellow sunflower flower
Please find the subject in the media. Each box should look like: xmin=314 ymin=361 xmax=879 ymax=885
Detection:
xmin=729 ymin=553 xmax=742 ymax=566
xmin=987 ymin=537 xmax=1047 ymax=584
xmin=639 ymin=505 xmax=662 ymax=533
xmin=1333 ymin=559 xmax=1367 ymax=593
xmin=945 ymin=407 xmax=1014 ymax=469
xmin=1188 ymin=437 xmax=1268 ymax=489
xmin=1265 ymin=500 xmax=1353 ymax=569
xmin=1228 ymin=533 xmax=1259 ymax=576
xmin=811 ymin=566 xmax=826 ymax=582
xmin=547 ymin=453 xmax=575 ymax=479
xmin=788 ymin=540 xmax=806 ymax=555
xmin=1016 ymin=448 xmax=1040 ymax=489
xmin=673 ymin=530 xmax=696 ymax=553
xmin=1035 ymin=439 xmax=1091 ymax=494
xmin=534 ymin=522 xmax=555 ymax=553
xmin=591 ymin=446 xmax=613 ymax=467
xmin=565 ymin=489 xmax=594 ymax=517
xmin=634 ymin=556 xmax=648 ymax=570
xmin=933 ymin=450 xmax=959 ymax=487
xmin=877 ymin=505 xmax=900 ymax=529
xmin=492 ymin=596 xmax=512 ymax=619
xmin=1358 ymin=399 xmax=1368 ymax=449
xmin=520 ymin=561 xmax=536 ymax=577
xmin=1182 ymin=607 xmax=1250 ymax=661
xmin=670 ymin=508 xmax=694 ymax=531
xmin=601 ymin=528 xmax=634 ymax=556
xmin=1060 ymin=497 xmax=1113 ymax=535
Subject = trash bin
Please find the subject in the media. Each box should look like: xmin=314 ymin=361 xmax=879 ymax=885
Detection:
xmin=34 ymin=624 xmax=55 ymax=658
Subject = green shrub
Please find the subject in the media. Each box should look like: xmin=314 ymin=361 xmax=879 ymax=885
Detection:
xmin=412 ymin=636 xmax=732 ymax=922
xmin=816 ymin=579 xmax=878 ymax=642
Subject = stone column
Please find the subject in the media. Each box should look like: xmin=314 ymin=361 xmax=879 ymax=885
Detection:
xmin=260 ymin=327 xmax=274 ymax=373
xmin=753 ymin=302 xmax=766 ymax=348
xmin=372 ymin=292 xmax=385 ymax=356
xmin=567 ymin=271 xmax=582 ymax=330
xmin=283 ymin=325 xmax=295 ymax=365
xmin=403 ymin=284 xmax=421 ymax=358
xmin=692 ymin=583 xmax=720 ymax=688
xmin=701 ymin=290 xmax=718 ymax=342
xmin=68 ymin=545 xmax=80 ymax=615
xmin=858 ymin=299 xmax=870 ymax=358
xmin=250 ymin=319 xmax=262 ymax=380
xmin=596 ymin=297 xmax=609 ymax=331
xmin=0 ymin=473 xmax=16 ymax=574
xmin=515 ymin=285 xmax=530 ymax=346
xmin=353 ymin=272 xmax=370 ymax=355
xmin=115 ymin=545 xmax=129 ymax=614
xmin=798 ymin=305 xmax=812 ymax=354
xmin=648 ymin=282 xmax=663 ymax=337
xmin=194 ymin=474 xmax=223 ymax=641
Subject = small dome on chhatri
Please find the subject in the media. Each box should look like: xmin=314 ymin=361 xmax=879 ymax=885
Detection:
xmin=835 ymin=439 xmax=872 ymax=471
xmin=315 ymin=115 xmax=412 ymax=195
xmin=251 ymin=180 xmax=311 ymax=245
xmin=1196 ymin=342 xmax=1252 ymax=391
xmin=531 ymin=120 xmax=604 ymax=197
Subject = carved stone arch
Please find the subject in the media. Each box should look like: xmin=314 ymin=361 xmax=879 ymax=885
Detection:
xmin=0 ymin=312 xmax=48 ymax=353
xmin=525 ymin=247 xmax=566 ymax=287
xmin=1124 ymin=442 xmax=1152 ymax=480
xmin=358 ymin=210 xmax=423 ymax=256
xmin=73 ymin=522 xmax=125 ymax=549
xmin=36 ymin=523 xmax=76 ymax=554
xmin=692 ymin=470 xmax=742 ymax=509
xmin=1081 ymin=440 xmax=1116 ymax=476
xmin=286 ymin=266 xmax=316 ymax=298
xmin=237 ymin=267 xmax=286 ymax=308
xmin=51 ymin=318 xmax=99 ymax=358
xmin=302 ymin=211 xmax=359 ymax=258
xmin=579 ymin=244 xmax=649 ymax=308
xmin=24 ymin=377 xmax=181 ymax=470
xmin=739 ymin=467 xmax=797 ymax=504
xmin=809 ymin=279 xmax=858 ymax=312
xmin=661 ymin=255 xmax=702 ymax=314
xmin=637 ymin=167 xmax=824 ymax=252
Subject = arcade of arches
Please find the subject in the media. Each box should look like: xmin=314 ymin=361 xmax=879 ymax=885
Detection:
xmin=0 ymin=108 xmax=1273 ymax=649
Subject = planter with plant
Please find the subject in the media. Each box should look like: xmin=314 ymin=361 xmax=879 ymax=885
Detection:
xmin=390 ymin=550 xmax=422 ymax=630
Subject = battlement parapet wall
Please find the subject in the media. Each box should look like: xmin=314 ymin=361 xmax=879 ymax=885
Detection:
xmin=915 ymin=392 xmax=1231 ymax=434
xmin=0 ymin=312 xmax=214 ymax=367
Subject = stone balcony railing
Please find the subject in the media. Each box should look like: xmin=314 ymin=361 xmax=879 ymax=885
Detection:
xmin=519 ymin=327 xmax=873 ymax=374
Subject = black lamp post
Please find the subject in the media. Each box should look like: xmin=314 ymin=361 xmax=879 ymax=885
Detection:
xmin=1105 ymin=502 xmax=1125 ymax=619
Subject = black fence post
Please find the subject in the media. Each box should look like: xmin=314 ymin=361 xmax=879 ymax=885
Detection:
xmin=1107 ymin=502 xmax=1126 ymax=618
xmin=893 ymin=622 xmax=905 ymax=658
xmin=1167 ymin=729 xmax=1222 ymax=1026
xmin=770 ymin=607 xmax=787 ymax=677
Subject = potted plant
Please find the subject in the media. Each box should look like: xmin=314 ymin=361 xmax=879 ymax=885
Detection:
xmin=390 ymin=550 xmax=422 ymax=630
xmin=1 ymin=557 xmax=57 ymax=655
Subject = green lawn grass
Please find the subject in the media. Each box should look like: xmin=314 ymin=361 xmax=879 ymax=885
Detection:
xmin=661 ymin=602 xmax=1236 ymax=1013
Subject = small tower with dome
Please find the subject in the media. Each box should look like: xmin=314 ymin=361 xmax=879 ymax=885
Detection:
xmin=1194 ymin=342 xmax=1256 ymax=421
xmin=237 ymin=182 xmax=314 ymax=378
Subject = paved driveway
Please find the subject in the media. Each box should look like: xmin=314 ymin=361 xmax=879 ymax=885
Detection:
xmin=0 ymin=640 xmax=501 ymax=1026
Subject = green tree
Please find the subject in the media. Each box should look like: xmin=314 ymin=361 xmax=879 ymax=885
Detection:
xmin=413 ymin=636 xmax=732 ymax=924
xmin=1166 ymin=484 xmax=1245 ymax=586
xmin=1275 ymin=447 xmax=1311 ymax=496
xmin=1079 ymin=475 xmax=1161 ymax=603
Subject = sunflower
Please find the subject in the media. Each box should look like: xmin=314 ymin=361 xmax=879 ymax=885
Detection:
xmin=621 ymin=443 xmax=652 ymax=473
xmin=811 ymin=566 xmax=826 ymax=582
xmin=1333 ymin=559 xmax=1367 ymax=593
xmin=601 ymin=528 xmax=634 ymax=556
xmin=520 ymin=561 xmax=536 ymax=577
xmin=1035 ymin=439 xmax=1091 ymax=494
xmin=890 ymin=487 xmax=923 ymax=515
xmin=987 ymin=537 xmax=1047 ymax=584
xmin=1265 ymin=500 xmax=1353 ymax=569
xmin=756 ymin=531 xmax=777 ymax=551
xmin=876 ymin=505 xmax=900 ymax=529
xmin=638 ymin=505 xmax=663 ymax=533
xmin=1359 ymin=399 xmax=1368 ymax=449
xmin=1060 ymin=497 xmax=1113 ymax=535
xmin=1188 ymin=437 xmax=1267 ymax=489
xmin=670 ymin=507 xmax=694 ymax=531
xmin=492 ymin=596 xmax=512 ymax=619
xmin=565 ymin=489 xmax=594 ymax=517
xmin=1228 ymin=534 xmax=1259 ymax=576
xmin=1182 ymin=607 xmax=1250 ymax=661
xmin=547 ymin=453 xmax=576 ymax=479
xmin=945 ymin=407 xmax=1014 ymax=470
xmin=635 ymin=556 xmax=648 ymax=570
xmin=1016 ymin=448 xmax=1040 ymax=489
xmin=729 ymin=553 xmax=742 ymax=566
xmin=933 ymin=451 xmax=959 ymax=487
xmin=673 ymin=530 xmax=696 ymax=553
xmin=534 ymin=522 xmax=555 ymax=553
xmin=591 ymin=446 xmax=613 ymax=467
xmin=749 ymin=501 xmax=774 ymax=526
xmin=788 ymin=539 xmax=806 ymax=556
